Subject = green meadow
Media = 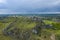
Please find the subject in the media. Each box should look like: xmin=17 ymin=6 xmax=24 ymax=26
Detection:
xmin=0 ymin=16 xmax=60 ymax=40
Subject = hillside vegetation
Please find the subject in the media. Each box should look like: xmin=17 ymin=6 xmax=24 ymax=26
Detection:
xmin=0 ymin=16 xmax=60 ymax=40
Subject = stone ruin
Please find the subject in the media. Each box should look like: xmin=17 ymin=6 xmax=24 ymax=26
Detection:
xmin=31 ymin=16 xmax=54 ymax=35
xmin=3 ymin=27 xmax=32 ymax=40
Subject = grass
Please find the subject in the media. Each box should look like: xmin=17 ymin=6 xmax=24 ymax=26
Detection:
xmin=0 ymin=17 xmax=60 ymax=40
xmin=0 ymin=17 xmax=37 ymax=40
xmin=43 ymin=20 xmax=56 ymax=25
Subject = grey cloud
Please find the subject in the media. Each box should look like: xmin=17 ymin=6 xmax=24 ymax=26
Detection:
xmin=0 ymin=0 xmax=60 ymax=12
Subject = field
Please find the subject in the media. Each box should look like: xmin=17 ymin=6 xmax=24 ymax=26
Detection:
xmin=0 ymin=14 xmax=60 ymax=40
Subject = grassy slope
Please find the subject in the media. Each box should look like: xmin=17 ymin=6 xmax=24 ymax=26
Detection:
xmin=44 ymin=20 xmax=60 ymax=40
xmin=0 ymin=17 xmax=60 ymax=40
xmin=0 ymin=17 xmax=37 ymax=40
xmin=0 ymin=17 xmax=15 ymax=40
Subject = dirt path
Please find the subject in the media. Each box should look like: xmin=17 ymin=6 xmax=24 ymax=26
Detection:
xmin=50 ymin=33 xmax=55 ymax=40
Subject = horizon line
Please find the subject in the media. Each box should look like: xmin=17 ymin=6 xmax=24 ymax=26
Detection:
xmin=0 ymin=12 xmax=60 ymax=14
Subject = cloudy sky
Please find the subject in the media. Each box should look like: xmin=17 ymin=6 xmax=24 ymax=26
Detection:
xmin=0 ymin=0 xmax=60 ymax=14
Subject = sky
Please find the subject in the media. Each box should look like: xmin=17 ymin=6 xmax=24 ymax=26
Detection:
xmin=0 ymin=0 xmax=60 ymax=14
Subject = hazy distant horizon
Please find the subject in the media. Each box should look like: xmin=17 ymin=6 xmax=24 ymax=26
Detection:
xmin=0 ymin=12 xmax=60 ymax=14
